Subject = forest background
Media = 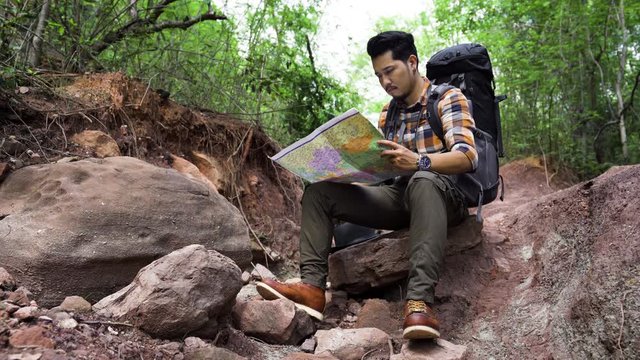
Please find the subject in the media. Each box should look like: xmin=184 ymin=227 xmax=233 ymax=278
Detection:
xmin=1 ymin=0 xmax=638 ymax=180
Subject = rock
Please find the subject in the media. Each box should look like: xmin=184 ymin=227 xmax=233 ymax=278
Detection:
xmin=283 ymin=352 xmax=339 ymax=360
xmin=9 ymin=325 xmax=55 ymax=349
xmin=59 ymin=296 xmax=92 ymax=313
xmin=70 ymin=130 xmax=121 ymax=158
xmin=0 ymin=267 xmax=16 ymax=290
xmin=183 ymin=336 xmax=246 ymax=360
xmin=328 ymin=216 xmax=482 ymax=294
xmin=8 ymin=353 xmax=43 ymax=360
xmin=56 ymin=318 xmax=79 ymax=329
xmin=0 ymin=157 xmax=251 ymax=306
xmin=184 ymin=336 xmax=208 ymax=348
xmin=314 ymin=327 xmax=389 ymax=360
xmin=184 ymin=338 xmax=247 ymax=360
xmin=51 ymin=311 xmax=71 ymax=322
xmin=389 ymin=339 xmax=468 ymax=360
xmin=26 ymin=149 xmax=40 ymax=158
xmin=1 ymin=136 xmax=26 ymax=155
xmin=158 ymin=342 xmax=182 ymax=357
xmin=188 ymin=151 xmax=225 ymax=191
xmin=300 ymin=338 xmax=317 ymax=353
xmin=2 ymin=301 xmax=20 ymax=314
xmin=347 ymin=301 xmax=361 ymax=315
xmin=8 ymin=287 xmax=32 ymax=306
xmin=241 ymin=271 xmax=251 ymax=284
xmin=60 ymin=295 xmax=91 ymax=313
xmin=55 ymin=156 xmax=80 ymax=163
xmin=354 ymin=299 xmax=400 ymax=335
xmin=232 ymin=298 xmax=315 ymax=345
xmin=165 ymin=153 xmax=218 ymax=193
xmin=13 ymin=306 xmax=39 ymax=320
xmin=93 ymin=244 xmax=242 ymax=339
xmin=250 ymin=263 xmax=276 ymax=281
xmin=235 ymin=284 xmax=260 ymax=303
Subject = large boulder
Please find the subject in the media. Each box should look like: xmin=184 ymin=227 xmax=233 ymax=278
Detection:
xmin=328 ymin=216 xmax=482 ymax=294
xmin=93 ymin=244 xmax=242 ymax=339
xmin=0 ymin=157 xmax=251 ymax=306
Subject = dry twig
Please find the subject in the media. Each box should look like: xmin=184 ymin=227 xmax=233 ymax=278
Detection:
xmin=270 ymin=161 xmax=298 ymax=213
xmin=617 ymin=289 xmax=633 ymax=358
xmin=537 ymin=137 xmax=551 ymax=188
xmin=81 ymin=320 xmax=134 ymax=327
xmin=138 ymin=73 xmax=158 ymax=108
xmin=234 ymin=187 xmax=274 ymax=264
xmin=361 ymin=348 xmax=377 ymax=359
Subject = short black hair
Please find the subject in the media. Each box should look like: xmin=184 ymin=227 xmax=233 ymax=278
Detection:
xmin=366 ymin=31 xmax=418 ymax=63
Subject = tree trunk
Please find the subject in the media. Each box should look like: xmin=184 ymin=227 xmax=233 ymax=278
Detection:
xmin=615 ymin=0 xmax=628 ymax=160
xmin=28 ymin=0 xmax=51 ymax=67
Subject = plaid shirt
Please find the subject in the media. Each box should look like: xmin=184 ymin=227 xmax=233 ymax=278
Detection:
xmin=378 ymin=78 xmax=478 ymax=170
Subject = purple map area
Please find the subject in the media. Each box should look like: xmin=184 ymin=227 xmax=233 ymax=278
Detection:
xmin=309 ymin=146 xmax=341 ymax=172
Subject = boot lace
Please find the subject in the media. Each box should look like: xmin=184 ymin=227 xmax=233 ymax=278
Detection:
xmin=407 ymin=300 xmax=428 ymax=314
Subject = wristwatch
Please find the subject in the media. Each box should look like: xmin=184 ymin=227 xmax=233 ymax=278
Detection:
xmin=416 ymin=153 xmax=431 ymax=171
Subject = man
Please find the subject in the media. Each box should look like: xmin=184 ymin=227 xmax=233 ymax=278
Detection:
xmin=257 ymin=31 xmax=477 ymax=340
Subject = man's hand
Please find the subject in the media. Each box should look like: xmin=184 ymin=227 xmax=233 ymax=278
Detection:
xmin=377 ymin=139 xmax=474 ymax=175
xmin=377 ymin=140 xmax=419 ymax=171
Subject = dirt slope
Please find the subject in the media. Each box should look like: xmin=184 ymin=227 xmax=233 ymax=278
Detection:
xmin=445 ymin=159 xmax=639 ymax=359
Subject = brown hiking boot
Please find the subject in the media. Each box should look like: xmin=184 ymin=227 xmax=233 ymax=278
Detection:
xmin=402 ymin=300 xmax=440 ymax=339
xmin=256 ymin=278 xmax=325 ymax=321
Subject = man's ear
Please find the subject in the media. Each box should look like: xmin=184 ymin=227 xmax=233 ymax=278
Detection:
xmin=408 ymin=55 xmax=419 ymax=72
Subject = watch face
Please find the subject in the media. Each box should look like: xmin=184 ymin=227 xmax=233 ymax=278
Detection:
xmin=419 ymin=155 xmax=431 ymax=171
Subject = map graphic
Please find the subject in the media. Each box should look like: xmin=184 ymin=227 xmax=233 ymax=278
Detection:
xmin=270 ymin=109 xmax=402 ymax=183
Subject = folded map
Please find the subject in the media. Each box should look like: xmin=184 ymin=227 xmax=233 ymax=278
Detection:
xmin=270 ymin=109 xmax=402 ymax=183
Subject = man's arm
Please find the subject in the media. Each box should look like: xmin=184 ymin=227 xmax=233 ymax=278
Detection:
xmin=437 ymin=88 xmax=478 ymax=172
xmin=377 ymin=140 xmax=472 ymax=175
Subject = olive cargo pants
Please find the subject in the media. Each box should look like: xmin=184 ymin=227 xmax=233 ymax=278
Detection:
xmin=299 ymin=171 xmax=467 ymax=304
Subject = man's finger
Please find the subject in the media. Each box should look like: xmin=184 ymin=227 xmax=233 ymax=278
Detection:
xmin=380 ymin=149 xmax=401 ymax=157
xmin=377 ymin=140 xmax=400 ymax=149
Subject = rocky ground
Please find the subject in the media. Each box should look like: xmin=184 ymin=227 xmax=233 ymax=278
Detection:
xmin=1 ymin=74 xmax=638 ymax=359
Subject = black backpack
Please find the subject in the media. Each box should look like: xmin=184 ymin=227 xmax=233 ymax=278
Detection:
xmin=426 ymin=43 xmax=506 ymax=222
xmin=385 ymin=43 xmax=505 ymax=222
xmin=426 ymin=43 xmax=506 ymax=157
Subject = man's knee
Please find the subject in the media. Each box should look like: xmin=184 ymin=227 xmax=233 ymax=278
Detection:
xmin=302 ymin=181 xmax=338 ymax=205
xmin=407 ymin=171 xmax=447 ymax=194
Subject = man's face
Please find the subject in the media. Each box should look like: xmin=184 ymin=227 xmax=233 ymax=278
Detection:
xmin=372 ymin=50 xmax=418 ymax=101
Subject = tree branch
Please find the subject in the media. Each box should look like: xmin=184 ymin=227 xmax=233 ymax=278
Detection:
xmin=594 ymin=120 xmax=618 ymax=144
xmin=91 ymin=9 xmax=227 ymax=56
xmin=621 ymin=70 xmax=640 ymax=117
xmin=147 ymin=12 xmax=227 ymax=32
xmin=305 ymin=34 xmax=316 ymax=75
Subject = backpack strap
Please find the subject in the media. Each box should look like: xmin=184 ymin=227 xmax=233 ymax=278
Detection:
xmin=383 ymin=99 xmax=399 ymax=141
xmin=425 ymin=84 xmax=455 ymax=145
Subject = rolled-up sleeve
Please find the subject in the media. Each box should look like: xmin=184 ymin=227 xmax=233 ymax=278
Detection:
xmin=437 ymin=88 xmax=478 ymax=170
